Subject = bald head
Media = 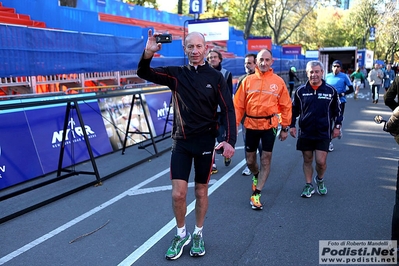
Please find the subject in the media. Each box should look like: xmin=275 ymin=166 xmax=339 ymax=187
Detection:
xmin=256 ymin=49 xmax=274 ymax=73
xmin=185 ymin=32 xmax=206 ymax=46
xmin=183 ymin=32 xmax=208 ymax=67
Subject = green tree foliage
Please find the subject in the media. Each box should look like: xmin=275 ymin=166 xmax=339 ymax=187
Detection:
xmin=346 ymin=0 xmax=380 ymax=49
xmin=314 ymin=7 xmax=349 ymax=47
xmin=158 ymin=0 xmax=398 ymax=60
xmin=258 ymin=0 xmax=318 ymax=45
xmin=198 ymin=0 xmax=318 ymax=44
xmin=374 ymin=1 xmax=399 ymax=62
xmin=123 ymin=0 xmax=158 ymax=9
xmin=198 ymin=0 xmax=233 ymax=19
xmin=289 ymin=9 xmax=318 ymax=51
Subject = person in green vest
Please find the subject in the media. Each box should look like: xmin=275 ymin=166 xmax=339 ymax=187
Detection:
xmin=350 ymin=67 xmax=365 ymax=99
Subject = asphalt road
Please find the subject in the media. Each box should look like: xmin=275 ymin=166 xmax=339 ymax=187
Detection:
xmin=0 ymin=87 xmax=398 ymax=266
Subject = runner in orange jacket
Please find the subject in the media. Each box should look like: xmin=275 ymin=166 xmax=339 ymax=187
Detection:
xmin=234 ymin=48 xmax=292 ymax=210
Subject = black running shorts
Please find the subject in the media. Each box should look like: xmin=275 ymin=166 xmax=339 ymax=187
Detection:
xmin=170 ymin=133 xmax=215 ymax=184
xmin=245 ymin=128 xmax=277 ymax=153
xmin=297 ymin=138 xmax=330 ymax=152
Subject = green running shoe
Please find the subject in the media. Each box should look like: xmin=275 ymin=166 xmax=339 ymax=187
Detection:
xmin=190 ymin=233 xmax=205 ymax=257
xmin=314 ymin=176 xmax=327 ymax=195
xmin=165 ymin=233 xmax=191 ymax=260
xmin=301 ymin=184 xmax=315 ymax=198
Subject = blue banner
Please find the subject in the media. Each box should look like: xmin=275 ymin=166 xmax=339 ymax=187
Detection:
xmin=0 ymin=91 xmax=176 ymax=190
xmin=369 ymin=27 xmax=375 ymax=41
xmin=283 ymin=45 xmax=302 ymax=55
xmin=144 ymin=91 xmax=173 ymax=137
xmin=25 ymin=101 xmax=113 ymax=174
xmin=0 ymin=100 xmax=113 ymax=190
xmin=0 ymin=110 xmax=44 ymax=190
xmin=0 ymin=25 xmax=144 ymax=77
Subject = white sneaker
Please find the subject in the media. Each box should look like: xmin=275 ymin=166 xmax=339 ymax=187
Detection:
xmin=242 ymin=166 xmax=252 ymax=176
xmin=328 ymin=142 xmax=334 ymax=152
xmin=211 ymin=164 xmax=218 ymax=174
xmin=338 ymin=130 xmax=342 ymax=139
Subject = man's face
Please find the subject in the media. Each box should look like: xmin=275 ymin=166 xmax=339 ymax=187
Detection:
xmin=374 ymin=63 xmax=380 ymax=69
xmin=307 ymin=65 xmax=324 ymax=86
xmin=207 ymin=52 xmax=221 ymax=68
xmin=244 ymin=56 xmax=256 ymax=74
xmin=256 ymin=50 xmax=273 ymax=73
xmin=184 ymin=33 xmax=207 ymax=66
xmin=332 ymin=63 xmax=341 ymax=75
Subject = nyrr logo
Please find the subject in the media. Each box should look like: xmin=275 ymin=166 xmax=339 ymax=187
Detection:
xmin=0 ymin=165 xmax=4 ymax=178
xmin=0 ymin=146 xmax=4 ymax=179
xmin=51 ymin=118 xmax=97 ymax=147
xmin=157 ymin=101 xmax=173 ymax=120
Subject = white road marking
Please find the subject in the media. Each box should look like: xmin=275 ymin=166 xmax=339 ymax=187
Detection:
xmin=0 ymin=149 xmax=246 ymax=265
xmin=127 ymin=179 xmax=217 ymax=196
xmin=0 ymin=168 xmax=170 ymax=265
xmin=118 ymin=158 xmax=246 ymax=265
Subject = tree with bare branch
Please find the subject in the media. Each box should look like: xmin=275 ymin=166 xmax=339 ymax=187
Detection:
xmin=259 ymin=0 xmax=318 ymax=45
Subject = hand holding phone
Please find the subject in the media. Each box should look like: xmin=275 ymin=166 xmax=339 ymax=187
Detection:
xmin=155 ymin=34 xmax=172 ymax=44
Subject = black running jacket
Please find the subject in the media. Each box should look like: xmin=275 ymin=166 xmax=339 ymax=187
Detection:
xmin=137 ymin=52 xmax=236 ymax=147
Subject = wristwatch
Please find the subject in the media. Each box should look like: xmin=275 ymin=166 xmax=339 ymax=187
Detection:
xmin=335 ymin=124 xmax=341 ymax=129
xmin=281 ymin=127 xmax=290 ymax=132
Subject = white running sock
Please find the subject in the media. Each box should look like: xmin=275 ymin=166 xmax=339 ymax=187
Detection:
xmin=193 ymin=225 xmax=203 ymax=237
xmin=177 ymin=225 xmax=186 ymax=238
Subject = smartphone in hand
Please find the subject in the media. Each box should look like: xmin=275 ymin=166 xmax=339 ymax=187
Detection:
xmin=216 ymin=147 xmax=224 ymax=154
xmin=156 ymin=34 xmax=172 ymax=43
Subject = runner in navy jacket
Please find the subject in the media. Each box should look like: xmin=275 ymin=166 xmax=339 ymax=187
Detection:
xmin=289 ymin=60 xmax=343 ymax=198
xmin=290 ymin=80 xmax=343 ymax=140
